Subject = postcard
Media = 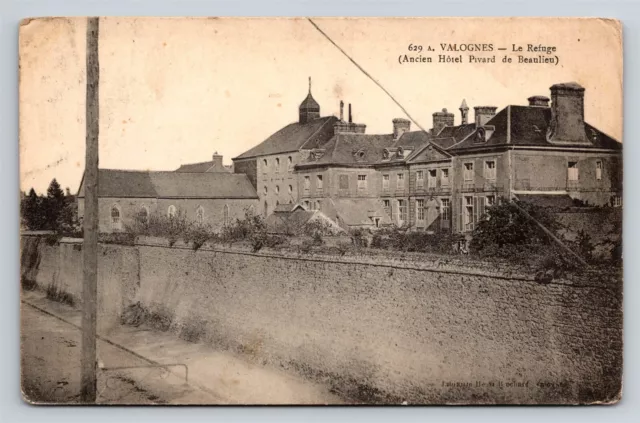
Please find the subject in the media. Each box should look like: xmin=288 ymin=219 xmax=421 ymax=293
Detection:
xmin=19 ymin=17 xmax=622 ymax=405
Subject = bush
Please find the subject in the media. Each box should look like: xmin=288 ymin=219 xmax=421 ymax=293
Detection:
xmin=45 ymin=283 xmax=75 ymax=307
xmin=335 ymin=241 xmax=351 ymax=256
xmin=350 ymin=228 xmax=369 ymax=248
xmin=470 ymin=199 xmax=560 ymax=256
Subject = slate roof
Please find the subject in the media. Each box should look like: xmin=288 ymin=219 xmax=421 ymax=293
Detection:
xmin=234 ymin=116 xmax=339 ymax=160
xmin=448 ymin=105 xmax=622 ymax=151
xmin=175 ymin=161 xmax=232 ymax=173
xmin=299 ymin=93 xmax=320 ymax=110
xmin=297 ymin=133 xmax=396 ymax=167
xmin=432 ymin=124 xmax=477 ymax=149
xmin=77 ymin=169 xmax=258 ymax=199
xmin=332 ymin=198 xmax=393 ymax=226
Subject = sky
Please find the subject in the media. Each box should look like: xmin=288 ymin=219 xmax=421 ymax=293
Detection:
xmin=19 ymin=17 xmax=622 ymax=194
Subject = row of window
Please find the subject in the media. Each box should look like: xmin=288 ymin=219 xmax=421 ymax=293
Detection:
xmin=568 ymin=160 xmax=603 ymax=182
xmin=264 ymin=184 xmax=294 ymax=195
xmin=263 ymin=156 xmax=294 ymax=174
xmin=463 ymin=160 xmax=496 ymax=182
xmin=109 ymin=204 xmax=232 ymax=229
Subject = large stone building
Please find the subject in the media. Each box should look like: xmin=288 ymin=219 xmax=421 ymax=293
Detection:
xmin=231 ymin=78 xmax=338 ymax=217
xmin=230 ymin=80 xmax=622 ymax=233
xmin=77 ymin=168 xmax=258 ymax=233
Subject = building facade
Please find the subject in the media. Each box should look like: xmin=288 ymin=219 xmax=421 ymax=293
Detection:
xmin=77 ymin=169 xmax=258 ymax=233
xmin=231 ymin=81 xmax=622 ymax=233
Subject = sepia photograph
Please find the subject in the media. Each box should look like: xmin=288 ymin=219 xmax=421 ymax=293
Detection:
xmin=19 ymin=17 xmax=623 ymax=405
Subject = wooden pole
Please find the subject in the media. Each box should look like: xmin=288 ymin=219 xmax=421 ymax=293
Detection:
xmin=81 ymin=16 xmax=100 ymax=403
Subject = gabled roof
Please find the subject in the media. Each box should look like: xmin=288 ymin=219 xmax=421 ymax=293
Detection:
xmin=297 ymin=133 xmax=396 ymax=167
xmin=449 ymin=105 xmax=622 ymax=151
xmin=175 ymin=161 xmax=232 ymax=173
xmin=77 ymin=169 xmax=258 ymax=199
xmin=233 ymin=116 xmax=339 ymax=160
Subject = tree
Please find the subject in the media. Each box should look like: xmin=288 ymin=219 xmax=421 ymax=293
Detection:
xmin=43 ymin=178 xmax=66 ymax=229
xmin=21 ymin=188 xmax=45 ymax=230
xmin=470 ymin=199 xmax=559 ymax=255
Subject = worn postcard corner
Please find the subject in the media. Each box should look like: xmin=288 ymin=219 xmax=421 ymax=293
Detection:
xmin=19 ymin=17 xmax=622 ymax=405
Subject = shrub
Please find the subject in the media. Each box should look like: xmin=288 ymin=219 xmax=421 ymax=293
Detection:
xmin=45 ymin=283 xmax=75 ymax=307
xmin=299 ymin=239 xmax=314 ymax=254
xmin=312 ymin=231 xmax=324 ymax=246
xmin=21 ymin=277 xmax=38 ymax=291
xmin=265 ymin=234 xmax=289 ymax=249
xmin=179 ymin=316 xmax=207 ymax=343
xmin=470 ymin=199 xmax=560 ymax=257
xmin=335 ymin=241 xmax=351 ymax=256
xmin=350 ymin=228 xmax=369 ymax=248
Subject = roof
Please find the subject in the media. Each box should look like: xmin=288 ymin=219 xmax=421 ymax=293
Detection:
xmin=273 ymin=202 xmax=302 ymax=213
xmin=299 ymin=93 xmax=320 ymax=110
xmin=265 ymin=209 xmax=343 ymax=235
xmin=449 ymin=105 xmax=622 ymax=151
xmin=432 ymin=124 xmax=477 ymax=149
xmin=515 ymin=193 xmax=576 ymax=210
xmin=297 ymin=133 xmax=396 ymax=167
xmin=234 ymin=116 xmax=338 ymax=160
xmin=77 ymin=169 xmax=258 ymax=199
xmin=332 ymin=198 xmax=393 ymax=226
xmin=175 ymin=161 xmax=232 ymax=173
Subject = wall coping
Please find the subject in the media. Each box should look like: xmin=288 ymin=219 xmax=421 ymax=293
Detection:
xmin=133 ymin=235 xmax=553 ymax=285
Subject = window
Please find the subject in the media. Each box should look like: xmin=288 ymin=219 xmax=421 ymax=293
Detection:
xmin=264 ymin=186 xmax=268 ymax=195
xmin=441 ymin=198 xmax=450 ymax=222
xmin=339 ymin=175 xmax=349 ymax=190
xmin=596 ymin=160 xmax=603 ymax=180
xmin=223 ymin=204 xmax=229 ymax=226
xmin=111 ymin=205 xmax=121 ymax=229
xmin=137 ymin=206 xmax=149 ymax=224
xmin=383 ymin=199 xmax=390 ymax=208
xmin=288 ymin=185 xmax=293 ymax=194
xmin=484 ymin=160 xmax=496 ymax=180
xmin=358 ymin=175 xmax=368 ymax=191
xmin=275 ymin=185 xmax=280 ymax=194
xmin=317 ymin=175 xmax=323 ymax=190
xmin=428 ymin=170 xmax=437 ymax=188
xmin=382 ymin=174 xmax=390 ymax=191
xmin=263 ymin=159 xmax=268 ymax=173
xmin=287 ymin=156 xmax=293 ymax=172
xmin=397 ymin=173 xmax=404 ymax=189
xmin=568 ymin=161 xmax=579 ymax=181
xmin=416 ymin=171 xmax=424 ymax=188
xmin=486 ymin=195 xmax=496 ymax=207
xmin=441 ymin=168 xmax=450 ymax=186
xmin=304 ymin=176 xmax=310 ymax=191
xmin=264 ymin=201 xmax=268 ymax=217
xmin=195 ymin=205 xmax=205 ymax=223
xmin=613 ymin=196 xmax=622 ymax=207
xmin=464 ymin=163 xmax=474 ymax=181
xmin=398 ymin=200 xmax=407 ymax=224
xmin=275 ymin=158 xmax=280 ymax=173
xmin=416 ymin=199 xmax=425 ymax=221
xmin=464 ymin=196 xmax=474 ymax=231
xmin=168 ymin=205 xmax=177 ymax=219
xmin=303 ymin=200 xmax=310 ymax=209
xmin=317 ymin=200 xmax=322 ymax=210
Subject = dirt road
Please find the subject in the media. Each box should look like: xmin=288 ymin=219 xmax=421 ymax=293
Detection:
xmin=21 ymin=302 xmax=221 ymax=404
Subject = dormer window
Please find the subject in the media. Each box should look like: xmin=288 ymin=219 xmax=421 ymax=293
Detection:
xmin=382 ymin=149 xmax=390 ymax=160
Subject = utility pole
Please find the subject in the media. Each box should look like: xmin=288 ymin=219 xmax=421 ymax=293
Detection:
xmin=81 ymin=16 xmax=100 ymax=403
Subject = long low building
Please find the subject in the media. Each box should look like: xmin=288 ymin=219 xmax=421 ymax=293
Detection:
xmin=77 ymin=169 xmax=258 ymax=233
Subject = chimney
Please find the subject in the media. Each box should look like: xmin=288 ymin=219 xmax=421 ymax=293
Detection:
xmin=334 ymin=103 xmax=366 ymax=134
xmin=65 ymin=187 xmax=71 ymax=196
xmin=474 ymin=106 xmax=497 ymax=127
xmin=212 ymin=151 xmax=223 ymax=168
xmin=432 ymin=108 xmax=455 ymax=135
xmin=459 ymin=99 xmax=469 ymax=125
xmin=340 ymin=100 xmax=344 ymax=121
xmin=392 ymin=118 xmax=411 ymax=140
xmin=548 ymin=82 xmax=587 ymax=144
xmin=528 ymin=95 xmax=550 ymax=107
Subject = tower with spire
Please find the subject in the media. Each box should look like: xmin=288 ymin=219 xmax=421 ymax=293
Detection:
xmin=459 ymin=99 xmax=469 ymax=125
xmin=299 ymin=77 xmax=321 ymax=124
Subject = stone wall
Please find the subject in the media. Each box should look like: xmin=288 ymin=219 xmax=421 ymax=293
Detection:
xmin=20 ymin=234 xmax=622 ymax=404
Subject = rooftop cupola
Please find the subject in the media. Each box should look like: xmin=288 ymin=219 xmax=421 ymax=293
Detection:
xmin=299 ymin=77 xmax=321 ymax=124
